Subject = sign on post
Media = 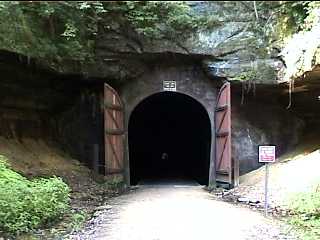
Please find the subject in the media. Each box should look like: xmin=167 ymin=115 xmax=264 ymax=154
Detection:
xmin=259 ymin=146 xmax=276 ymax=163
xmin=258 ymin=145 xmax=276 ymax=217
xmin=163 ymin=81 xmax=176 ymax=91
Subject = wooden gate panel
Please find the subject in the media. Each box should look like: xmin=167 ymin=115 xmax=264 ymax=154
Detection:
xmin=104 ymin=84 xmax=125 ymax=175
xmin=215 ymin=82 xmax=234 ymax=186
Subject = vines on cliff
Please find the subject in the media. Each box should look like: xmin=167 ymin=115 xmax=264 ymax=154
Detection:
xmin=238 ymin=1 xmax=319 ymax=108
xmin=0 ymin=1 xmax=220 ymax=61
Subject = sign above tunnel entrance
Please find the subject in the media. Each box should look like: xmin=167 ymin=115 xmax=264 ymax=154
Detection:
xmin=163 ymin=81 xmax=176 ymax=91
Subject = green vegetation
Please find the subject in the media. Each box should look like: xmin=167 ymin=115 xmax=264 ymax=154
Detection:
xmin=234 ymin=70 xmax=257 ymax=82
xmin=104 ymin=177 xmax=125 ymax=191
xmin=0 ymin=1 xmax=216 ymax=62
xmin=0 ymin=1 xmax=317 ymax=63
xmin=280 ymin=1 xmax=320 ymax=37
xmin=273 ymin=1 xmax=309 ymax=39
xmin=0 ymin=1 xmax=105 ymax=61
xmin=0 ymin=155 xmax=70 ymax=235
xmin=274 ymin=1 xmax=320 ymax=82
xmin=117 ymin=1 xmax=217 ymax=39
xmin=246 ymin=1 xmax=319 ymax=48
xmin=287 ymin=186 xmax=320 ymax=240
xmin=66 ymin=210 xmax=88 ymax=232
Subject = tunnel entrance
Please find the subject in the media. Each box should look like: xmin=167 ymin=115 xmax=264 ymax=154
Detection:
xmin=128 ymin=92 xmax=211 ymax=185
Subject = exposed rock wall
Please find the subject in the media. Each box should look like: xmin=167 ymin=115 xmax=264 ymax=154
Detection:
xmin=0 ymin=50 xmax=104 ymax=170
xmin=231 ymin=92 xmax=304 ymax=174
xmin=92 ymin=1 xmax=282 ymax=83
xmin=280 ymin=5 xmax=320 ymax=82
xmin=0 ymin=51 xmax=58 ymax=141
xmin=56 ymin=87 xmax=105 ymax=172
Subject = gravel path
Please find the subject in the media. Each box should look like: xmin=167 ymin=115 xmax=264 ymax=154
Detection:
xmin=69 ymin=181 xmax=299 ymax=240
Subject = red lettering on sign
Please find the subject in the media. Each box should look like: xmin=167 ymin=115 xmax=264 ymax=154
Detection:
xmin=259 ymin=146 xmax=276 ymax=163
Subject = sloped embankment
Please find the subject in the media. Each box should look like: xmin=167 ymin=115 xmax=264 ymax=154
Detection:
xmin=0 ymin=136 xmax=85 ymax=179
xmin=0 ymin=135 xmax=122 ymax=208
xmin=234 ymin=133 xmax=320 ymax=208
xmin=0 ymin=137 xmax=124 ymax=238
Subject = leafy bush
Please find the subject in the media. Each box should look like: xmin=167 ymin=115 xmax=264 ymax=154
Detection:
xmin=0 ymin=155 xmax=70 ymax=234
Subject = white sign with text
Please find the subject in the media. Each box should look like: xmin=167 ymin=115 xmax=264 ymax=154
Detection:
xmin=258 ymin=145 xmax=276 ymax=217
xmin=259 ymin=146 xmax=276 ymax=163
xmin=163 ymin=81 xmax=176 ymax=91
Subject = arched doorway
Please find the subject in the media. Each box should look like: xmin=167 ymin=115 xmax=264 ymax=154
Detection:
xmin=128 ymin=91 xmax=211 ymax=185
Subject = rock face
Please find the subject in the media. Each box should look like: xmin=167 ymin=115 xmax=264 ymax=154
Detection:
xmin=94 ymin=1 xmax=282 ymax=84
xmin=0 ymin=2 xmax=284 ymax=84
xmin=231 ymin=93 xmax=304 ymax=174
xmin=56 ymin=88 xmax=105 ymax=172
xmin=280 ymin=7 xmax=320 ymax=82
xmin=0 ymin=50 xmax=105 ymax=173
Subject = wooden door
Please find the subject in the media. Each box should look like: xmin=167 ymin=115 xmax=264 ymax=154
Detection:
xmin=215 ymin=82 xmax=238 ymax=187
xmin=104 ymin=83 xmax=125 ymax=175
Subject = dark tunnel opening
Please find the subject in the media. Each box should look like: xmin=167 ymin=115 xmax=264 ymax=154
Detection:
xmin=129 ymin=92 xmax=211 ymax=185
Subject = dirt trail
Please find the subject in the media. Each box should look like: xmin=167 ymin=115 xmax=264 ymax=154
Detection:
xmin=234 ymin=148 xmax=320 ymax=209
xmin=69 ymin=181 xmax=298 ymax=240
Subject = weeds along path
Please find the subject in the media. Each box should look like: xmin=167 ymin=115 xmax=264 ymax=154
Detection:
xmin=69 ymin=182 xmax=299 ymax=240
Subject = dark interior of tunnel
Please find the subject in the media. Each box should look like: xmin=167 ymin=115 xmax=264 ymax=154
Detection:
xmin=129 ymin=92 xmax=211 ymax=185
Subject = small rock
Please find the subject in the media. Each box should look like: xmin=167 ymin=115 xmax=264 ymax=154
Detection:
xmin=93 ymin=212 xmax=101 ymax=217
xmin=95 ymin=205 xmax=112 ymax=211
xmin=237 ymin=197 xmax=250 ymax=203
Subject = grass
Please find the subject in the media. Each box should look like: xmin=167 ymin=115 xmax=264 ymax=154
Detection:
xmin=286 ymin=185 xmax=320 ymax=240
xmin=67 ymin=210 xmax=89 ymax=232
